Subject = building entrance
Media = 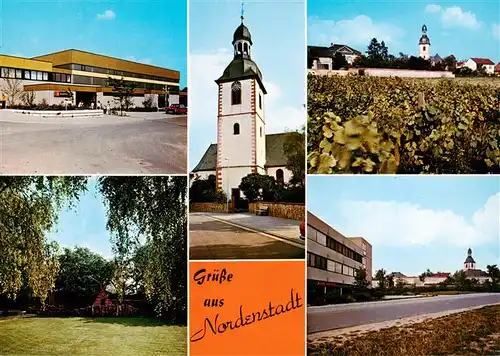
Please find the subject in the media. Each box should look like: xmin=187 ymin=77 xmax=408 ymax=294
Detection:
xmin=75 ymin=92 xmax=97 ymax=108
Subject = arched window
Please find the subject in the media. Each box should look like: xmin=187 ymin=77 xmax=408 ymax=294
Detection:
xmin=423 ymin=46 xmax=426 ymax=52
xmin=231 ymin=81 xmax=241 ymax=105
xmin=276 ymin=169 xmax=284 ymax=185
xmin=244 ymin=43 xmax=248 ymax=55
xmin=233 ymin=123 xmax=240 ymax=135
xmin=237 ymin=42 xmax=243 ymax=54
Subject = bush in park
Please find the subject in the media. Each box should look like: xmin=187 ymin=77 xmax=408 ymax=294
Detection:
xmin=308 ymin=74 xmax=500 ymax=174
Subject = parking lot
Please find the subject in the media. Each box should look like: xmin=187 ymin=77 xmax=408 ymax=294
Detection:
xmin=0 ymin=111 xmax=187 ymax=174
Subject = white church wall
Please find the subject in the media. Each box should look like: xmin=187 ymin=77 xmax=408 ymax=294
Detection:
xmin=267 ymin=166 xmax=293 ymax=184
xmin=255 ymin=81 xmax=266 ymax=170
xmin=220 ymin=114 xmax=253 ymax=166
xmin=221 ymin=166 xmax=253 ymax=198
xmin=220 ymin=79 xmax=253 ymax=116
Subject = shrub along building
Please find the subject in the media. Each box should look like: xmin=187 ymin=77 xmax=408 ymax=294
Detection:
xmin=0 ymin=50 xmax=180 ymax=108
xmin=191 ymin=16 xmax=296 ymax=201
xmin=307 ymin=211 xmax=373 ymax=303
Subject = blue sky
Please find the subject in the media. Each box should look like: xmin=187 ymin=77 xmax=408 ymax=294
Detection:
xmin=189 ymin=0 xmax=306 ymax=170
xmin=308 ymin=176 xmax=500 ymax=276
xmin=0 ymin=0 xmax=187 ymax=87
xmin=49 ymin=178 xmax=113 ymax=259
xmin=308 ymin=1 xmax=500 ymax=62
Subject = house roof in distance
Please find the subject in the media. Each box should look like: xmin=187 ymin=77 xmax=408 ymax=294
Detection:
xmin=192 ymin=133 xmax=290 ymax=172
xmin=470 ymin=57 xmax=495 ymax=65
xmin=308 ymin=44 xmax=361 ymax=58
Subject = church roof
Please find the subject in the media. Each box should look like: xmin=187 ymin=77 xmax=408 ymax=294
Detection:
xmin=192 ymin=133 xmax=289 ymax=172
xmin=464 ymin=255 xmax=476 ymax=264
xmin=464 ymin=269 xmax=488 ymax=278
xmin=419 ymin=34 xmax=430 ymax=45
xmin=233 ymin=23 xmax=252 ymax=45
xmin=216 ymin=57 xmax=267 ymax=93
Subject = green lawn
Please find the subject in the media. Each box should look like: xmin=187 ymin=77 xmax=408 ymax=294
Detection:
xmin=0 ymin=317 xmax=186 ymax=355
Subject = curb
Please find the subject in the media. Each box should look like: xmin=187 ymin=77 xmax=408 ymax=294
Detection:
xmin=207 ymin=214 xmax=305 ymax=248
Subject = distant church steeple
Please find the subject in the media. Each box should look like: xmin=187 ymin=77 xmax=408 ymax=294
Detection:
xmin=419 ymin=24 xmax=431 ymax=60
xmin=463 ymin=247 xmax=476 ymax=271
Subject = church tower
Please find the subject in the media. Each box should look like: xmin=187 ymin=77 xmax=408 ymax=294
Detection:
xmin=215 ymin=12 xmax=267 ymax=198
xmin=463 ymin=247 xmax=476 ymax=270
xmin=419 ymin=24 xmax=431 ymax=60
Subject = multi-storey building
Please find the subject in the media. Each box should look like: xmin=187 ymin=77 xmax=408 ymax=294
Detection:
xmin=307 ymin=211 xmax=372 ymax=302
xmin=0 ymin=49 xmax=180 ymax=108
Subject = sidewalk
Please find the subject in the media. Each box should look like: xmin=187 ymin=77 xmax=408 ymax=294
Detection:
xmin=207 ymin=212 xmax=304 ymax=246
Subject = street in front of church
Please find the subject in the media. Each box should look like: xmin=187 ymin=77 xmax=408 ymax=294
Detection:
xmin=189 ymin=212 xmax=305 ymax=260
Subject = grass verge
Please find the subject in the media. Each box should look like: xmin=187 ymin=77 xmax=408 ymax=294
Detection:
xmin=0 ymin=317 xmax=186 ymax=355
xmin=309 ymin=305 xmax=500 ymax=356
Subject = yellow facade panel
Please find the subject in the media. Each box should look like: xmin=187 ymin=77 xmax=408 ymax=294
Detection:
xmin=71 ymin=70 xmax=179 ymax=86
xmin=0 ymin=55 xmax=52 ymax=72
xmin=33 ymin=49 xmax=179 ymax=80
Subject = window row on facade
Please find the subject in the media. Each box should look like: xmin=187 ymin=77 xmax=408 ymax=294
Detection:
xmin=72 ymin=75 xmax=166 ymax=90
xmin=1 ymin=67 xmax=71 ymax=83
xmin=307 ymin=252 xmax=359 ymax=277
xmin=308 ymin=225 xmax=363 ymax=263
xmin=55 ymin=63 xmax=179 ymax=83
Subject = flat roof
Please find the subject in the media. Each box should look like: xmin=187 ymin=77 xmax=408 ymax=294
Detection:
xmin=33 ymin=49 xmax=179 ymax=80
xmin=0 ymin=54 xmax=53 ymax=71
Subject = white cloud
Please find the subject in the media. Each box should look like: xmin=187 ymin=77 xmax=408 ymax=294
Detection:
xmin=339 ymin=193 xmax=499 ymax=247
xmin=308 ymin=15 xmax=405 ymax=47
xmin=425 ymin=4 xmax=442 ymax=13
xmin=126 ymin=56 xmax=152 ymax=64
xmin=426 ymin=5 xmax=481 ymax=30
xmin=493 ymin=24 xmax=500 ymax=39
xmin=441 ymin=6 xmax=481 ymax=29
xmin=189 ymin=49 xmax=304 ymax=137
xmin=97 ymin=10 xmax=116 ymax=20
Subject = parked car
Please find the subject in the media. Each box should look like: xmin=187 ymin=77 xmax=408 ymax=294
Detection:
xmin=166 ymin=104 xmax=187 ymax=115
xmin=299 ymin=218 xmax=305 ymax=240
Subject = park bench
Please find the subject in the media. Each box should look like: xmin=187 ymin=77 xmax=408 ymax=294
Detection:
xmin=256 ymin=206 xmax=269 ymax=216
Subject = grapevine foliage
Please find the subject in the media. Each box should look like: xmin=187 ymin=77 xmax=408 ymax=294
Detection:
xmin=308 ymin=75 xmax=500 ymax=174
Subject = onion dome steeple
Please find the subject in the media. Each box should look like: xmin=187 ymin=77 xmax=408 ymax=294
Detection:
xmin=215 ymin=3 xmax=266 ymax=93
xmin=419 ymin=24 xmax=431 ymax=45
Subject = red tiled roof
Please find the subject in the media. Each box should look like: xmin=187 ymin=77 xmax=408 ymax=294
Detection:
xmin=430 ymin=272 xmax=450 ymax=278
xmin=471 ymin=58 xmax=494 ymax=65
xmin=457 ymin=61 xmax=465 ymax=66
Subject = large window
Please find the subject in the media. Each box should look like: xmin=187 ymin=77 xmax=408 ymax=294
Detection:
xmin=231 ymin=81 xmax=242 ymax=105
xmin=309 ymin=226 xmax=364 ymax=263
xmin=308 ymin=253 xmax=327 ymax=270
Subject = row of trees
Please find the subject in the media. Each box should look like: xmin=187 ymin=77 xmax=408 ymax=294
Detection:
xmin=327 ymin=38 xmax=491 ymax=74
xmin=0 ymin=176 xmax=187 ymax=322
xmin=364 ymin=265 xmax=500 ymax=295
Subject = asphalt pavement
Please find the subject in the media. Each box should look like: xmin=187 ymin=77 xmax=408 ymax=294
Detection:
xmin=189 ymin=213 xmax=305 ymax=260
xmin=307 ymin=293 xmax=500 ymax=333
xmin=0 ymin=111 xmax=187 ymax=174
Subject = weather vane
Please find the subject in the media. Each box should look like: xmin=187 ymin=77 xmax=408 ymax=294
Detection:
xmin=241 ymin=0 xmax=245 ymax=22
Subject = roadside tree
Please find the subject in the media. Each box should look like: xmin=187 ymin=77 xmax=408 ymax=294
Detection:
xmin=354 ymin=267 xmax=370 ymax=289
xmin=1 ymin=69 xmax=23 ymax=106
xmin=108 ymin=77 xmax=136 ymax=116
